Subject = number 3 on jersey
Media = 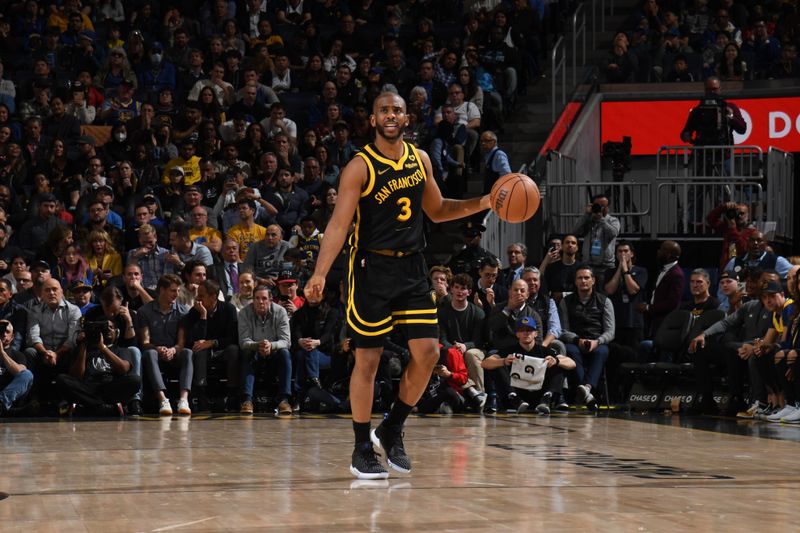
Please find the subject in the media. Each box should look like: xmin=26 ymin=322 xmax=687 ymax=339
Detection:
xmin=396 ymin=197 xmax=411 ymax=222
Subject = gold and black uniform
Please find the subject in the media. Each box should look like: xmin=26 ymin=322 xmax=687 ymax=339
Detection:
xmin=345 ymin=141 xmax=438 ymax=347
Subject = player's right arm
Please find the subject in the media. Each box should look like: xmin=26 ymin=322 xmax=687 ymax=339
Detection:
xmin=304 ymin=157 xmax=367 ymax=300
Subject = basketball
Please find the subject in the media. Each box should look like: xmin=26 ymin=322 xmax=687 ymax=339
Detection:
xmin=489 ymin=172 xmax=540 ymax=223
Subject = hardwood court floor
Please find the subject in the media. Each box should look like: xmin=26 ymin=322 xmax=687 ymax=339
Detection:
xmin=1 ymin=412 xmax=799 ymax=532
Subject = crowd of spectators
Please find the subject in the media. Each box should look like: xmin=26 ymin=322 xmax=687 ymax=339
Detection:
xmin=0 ymin=0 xmax=795 ymax=421
xmin=602 ymin=0 xmax=800 ymax=83
xmin=0 ymin=0 xmax=551 ymax=418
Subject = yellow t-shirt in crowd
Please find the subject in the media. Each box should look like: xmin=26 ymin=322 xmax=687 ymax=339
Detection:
xmin=227 ymin=223 xmax=267 ymax=261
xmin=190 ymin=226 xmax=223 ymax=249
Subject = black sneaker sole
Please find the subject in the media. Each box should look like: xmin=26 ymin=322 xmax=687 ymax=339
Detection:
xmin=349 ymin=464 xmax=389 ymax=480
xmin=371 ymin=428 xmax=411 ymax=474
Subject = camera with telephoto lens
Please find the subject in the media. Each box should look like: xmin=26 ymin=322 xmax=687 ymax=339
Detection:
xmin=725 ymin=207 xmax=738 ymax=220
xmin=591 ymin=203 xmax=603 ymax=214
xmin=82 ymin=319 xmax=109 ymax=346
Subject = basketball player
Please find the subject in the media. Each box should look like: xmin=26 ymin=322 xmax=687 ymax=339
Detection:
xmin=305 ymin=93 xmax=492 ymax=479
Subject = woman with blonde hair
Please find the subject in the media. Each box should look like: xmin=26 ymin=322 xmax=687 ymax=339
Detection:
xmin=94 ymin=47 xmax=138 ymax=92
xmin=85 ymin=230 xmax=123 ymax=290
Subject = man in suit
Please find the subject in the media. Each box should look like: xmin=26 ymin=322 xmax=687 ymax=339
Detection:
xmin=636 ymin=240 xmax=685 ymax=338
xmin=499 ymin=243 xmax=527 ymax=290
xmin=211 ymin=238 xmax=244 ymax=300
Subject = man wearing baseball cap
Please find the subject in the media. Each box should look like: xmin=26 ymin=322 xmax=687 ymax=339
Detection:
xmin=482 ymin=315 xmax=576 ymax=415
xmin=162 ymin=140 xmax=202 ymax=185
xmin=718 ymin=270 xmax=743 ymax=314
xmin=68 ymin=281 xmax=96 ymax=315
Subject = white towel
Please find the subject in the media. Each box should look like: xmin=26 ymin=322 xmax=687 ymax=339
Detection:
xmin=510 ymin=354 xmax=548 ymax=391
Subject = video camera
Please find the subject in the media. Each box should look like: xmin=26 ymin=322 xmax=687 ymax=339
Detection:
xmin=82 ymin=319 xmax=110 ymax=346
xmin=602 ymin=136 xmax=632 ymax=179
xmin=692 ymin=97 xmax=730 ymax=145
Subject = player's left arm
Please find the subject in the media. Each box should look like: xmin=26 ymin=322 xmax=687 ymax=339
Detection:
xmin=419 ymin=149 xmax=491 ymax=223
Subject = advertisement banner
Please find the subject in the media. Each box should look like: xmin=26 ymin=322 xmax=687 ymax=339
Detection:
xmin=601 ymin=97 xmax=800 ymax=155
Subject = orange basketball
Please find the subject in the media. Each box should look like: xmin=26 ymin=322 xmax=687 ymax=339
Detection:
xmin=489 ymin=173 xmax=540 ymax=223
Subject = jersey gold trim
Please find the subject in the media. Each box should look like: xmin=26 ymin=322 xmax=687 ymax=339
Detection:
xmin=363 ymin=143 xmax=409 ymax=170
xmin=356 ymin=152 xmax=376 ymax=198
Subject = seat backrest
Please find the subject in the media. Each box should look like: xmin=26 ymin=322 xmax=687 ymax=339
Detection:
xmin=653 ymin=309 xmax=694 ymax=354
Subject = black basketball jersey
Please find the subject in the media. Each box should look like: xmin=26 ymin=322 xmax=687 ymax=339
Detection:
xmin=349 ymin=141 xmax=427 ymax=252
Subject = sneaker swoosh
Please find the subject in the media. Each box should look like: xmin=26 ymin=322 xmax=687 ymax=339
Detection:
xmin=378 ymin=167 xmax=390 ymax=175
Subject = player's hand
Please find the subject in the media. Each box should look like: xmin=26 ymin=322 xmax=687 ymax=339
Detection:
xmin=304 ymin=274 xmax=325 ymax=301
xmin=545 ymin=355 xmax=557 ymax=368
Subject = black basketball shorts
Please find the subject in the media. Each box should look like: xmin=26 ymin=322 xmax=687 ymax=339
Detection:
xmin=345 ymin=249 xmax=438 ymax=348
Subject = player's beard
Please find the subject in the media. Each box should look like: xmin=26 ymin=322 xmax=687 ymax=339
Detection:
xmin=375 ymin=122 xmax=402 ymax=141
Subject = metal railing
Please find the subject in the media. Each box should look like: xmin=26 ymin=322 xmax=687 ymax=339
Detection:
xmin=766 ymin=148 xmax=795 ymax=243
xmin=551 ymin=36 xmax=566 ymax=122
xmin=550 ymin=0 xmax=603 ymax=122
xmin=656 ymin=145 xmax=764 ymax=180
xmin=547 ymin=181 xmax=651 ymax=236
xmin=572 ymin=3 xmax=587 ymax=88
xmin=482 ymin=165 xmax=529 ymax=259
xmin=545 ymin=150 xmax=578 ymax=184
xmin=654 ymin=181 xmax=763 ymax=236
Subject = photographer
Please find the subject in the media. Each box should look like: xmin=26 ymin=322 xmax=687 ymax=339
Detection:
xmin=571 ymin=194 xmax=620 ymax=288
xmin=55 ymin=319 xmax=140 ymax=416
xmin=85 ymin=286 xmax=144 ymax=415
xmin=0 ymin=320 xmax=33 ymax=416
xmin=707 ymin=201 xmax=756 ymax=270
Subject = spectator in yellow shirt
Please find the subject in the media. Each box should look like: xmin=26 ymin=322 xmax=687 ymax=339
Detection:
xmin=162 ymin=140 xmax=202 ymax=185
xmin=227 ymin=199 xmax=267 ymax=261
xmin=188 ymin=206 xmax=223 ymax=254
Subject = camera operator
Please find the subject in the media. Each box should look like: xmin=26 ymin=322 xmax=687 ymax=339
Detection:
xmin=707 ymin=201 xmax=757 ymax=270
xmin=680 ymin=77 xmax=746 ymax=147
xmin=680 ymin=77 xmax=746 ymax=213
xmin=54 ymin=319 xmax=140 ymax=416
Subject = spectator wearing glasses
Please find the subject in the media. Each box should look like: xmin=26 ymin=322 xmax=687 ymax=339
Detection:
xmin=479 ymin=130 xmax=511 ymax=195
xmin=188 ymin=205 xmax=223 ymax=254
